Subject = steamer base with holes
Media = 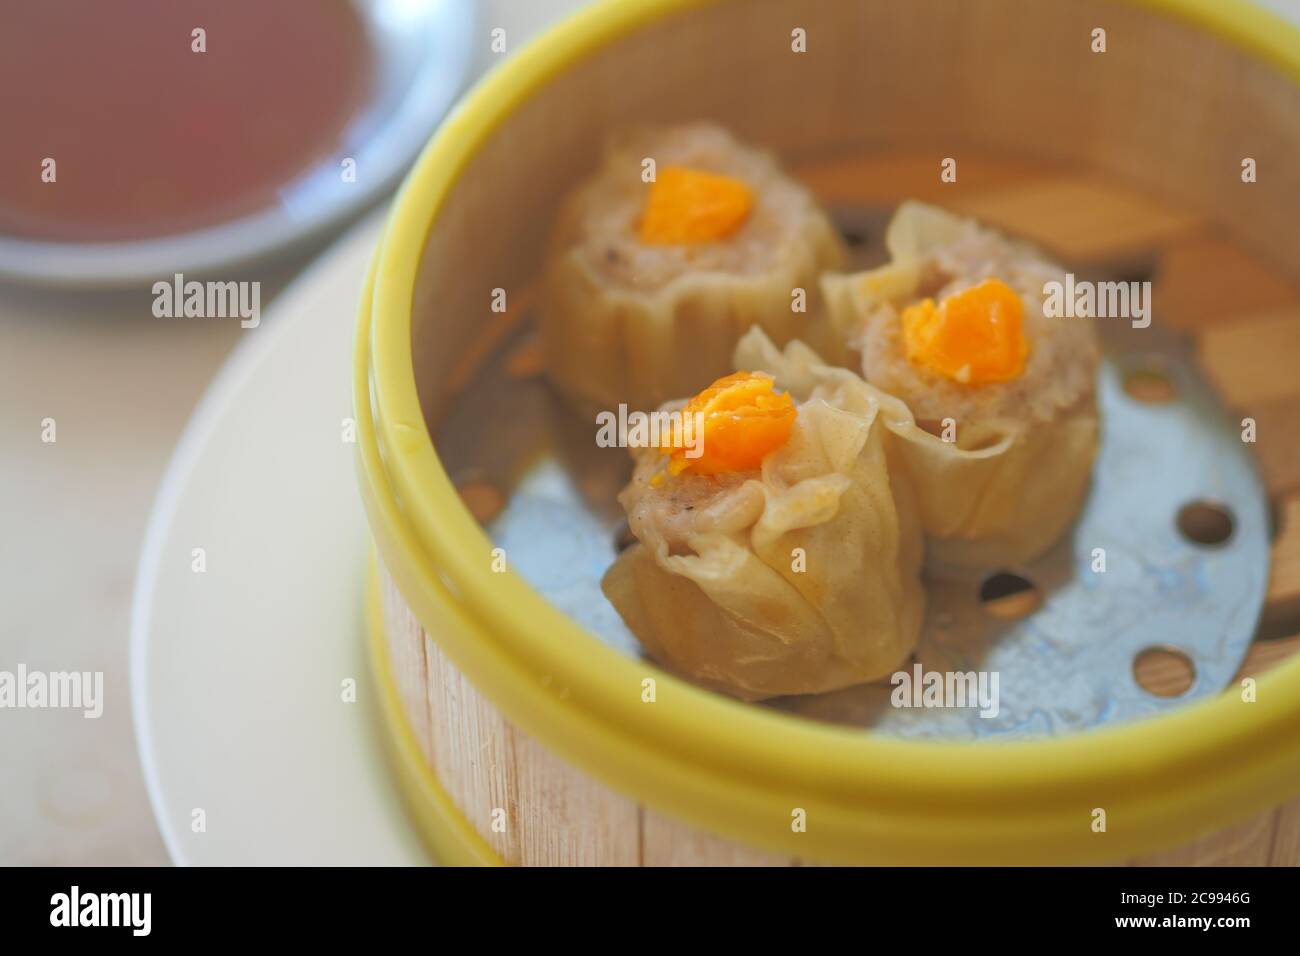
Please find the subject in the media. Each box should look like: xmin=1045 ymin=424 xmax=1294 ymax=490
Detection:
xmin=429 ymin=288 xmax=1268 ymax=740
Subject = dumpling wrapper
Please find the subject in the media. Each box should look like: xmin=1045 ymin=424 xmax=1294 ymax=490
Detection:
xmin=820 ymin=202 xmax=1100 ymax=567
xmin=601 ymin=348 xmax=925 ymax=701
xmin=541 ymin=122 xmax=848 ymax=418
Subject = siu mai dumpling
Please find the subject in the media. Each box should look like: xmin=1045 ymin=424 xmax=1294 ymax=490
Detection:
xmin=601 ymin=362 xmax=924 ymax=701
xmin=822 ymin=201 xmax=1100 ymax=568
xmin=541 ymin=122 xmax=848 ymax=418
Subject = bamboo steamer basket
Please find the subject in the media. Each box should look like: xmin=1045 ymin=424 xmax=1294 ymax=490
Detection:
xmin=354 ymin=0 xmax=1300 ymax=865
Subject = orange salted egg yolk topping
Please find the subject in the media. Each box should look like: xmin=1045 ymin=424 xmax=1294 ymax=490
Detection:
xmin=659 ymin=371 xmax=796 ymax=477
xmin=639 ymin=166 xmax=753 ymax=244
xmin=900 ymin=278 xmax=1029 ymax=384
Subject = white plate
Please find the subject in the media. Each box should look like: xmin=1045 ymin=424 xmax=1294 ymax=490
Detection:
xmin=129 ymin=214 xmax=427 ymax=865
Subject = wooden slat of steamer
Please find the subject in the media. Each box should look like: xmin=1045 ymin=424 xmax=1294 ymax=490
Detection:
xmin=1271 ymin=799 xmax=1300 ymax=866
xmin=1194 ymin=308 xmax=1300 ymax=498
xmin=1268 ymin=496 xmax=1300 ymax=627
xmin=420 ymin=625 xmax=645 ymax=866
xmin=1197 ymin=308 xmax=1300 ymax=409
xmin=796 ymin=149 xmax=1055 ymax=206
xmin=1241 ymin=401 xmax=1300 ymax=502
xmin=381 ymin=572 xmax=436 ymax=777
xmin=1154 ymin=235 xmax=1298 ymax=332
xmin=1129 ymin=813 xmax=1278 ymax=867
xmin=383 ymin=564 xmax=793 ymax=865
xmin=1127 ymin=633 xmax=1300 ymax=865
xmin=640 ymin=809 xmax=795 ymax=867
xmin=943 ymin=175 xmax=1203 ymax=265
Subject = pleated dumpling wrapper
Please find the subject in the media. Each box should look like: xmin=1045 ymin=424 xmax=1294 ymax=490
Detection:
xmin=541 ymin=122 xmax=848 ymax=418
xmin=600 ymin=340 xmax=924 ymax=701
xmin=822 ymin=201 xmax=1101 ymax=568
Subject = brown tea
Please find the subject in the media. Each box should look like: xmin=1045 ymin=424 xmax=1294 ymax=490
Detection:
xmin=0 ymin=0 xmax=372 ymax=242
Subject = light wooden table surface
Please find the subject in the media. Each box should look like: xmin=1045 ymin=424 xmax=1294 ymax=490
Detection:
xmin=0 ymin=0 xmax=584 ymax=867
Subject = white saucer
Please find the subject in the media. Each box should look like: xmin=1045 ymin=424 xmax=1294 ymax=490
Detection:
xmin=129 ymin=214 xmax=427 ymax=865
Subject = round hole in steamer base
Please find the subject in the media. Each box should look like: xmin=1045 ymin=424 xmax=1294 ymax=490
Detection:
xmin=1121 ymin=362 xmax=1180 ymax=404
xmin=978 ymin=572 xmax=1042 ymax=620
xmin=1133 ymin=646 xmax=1198 ymax=699
xmin=1177 ymin=500 xmax=1236 ymax=547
